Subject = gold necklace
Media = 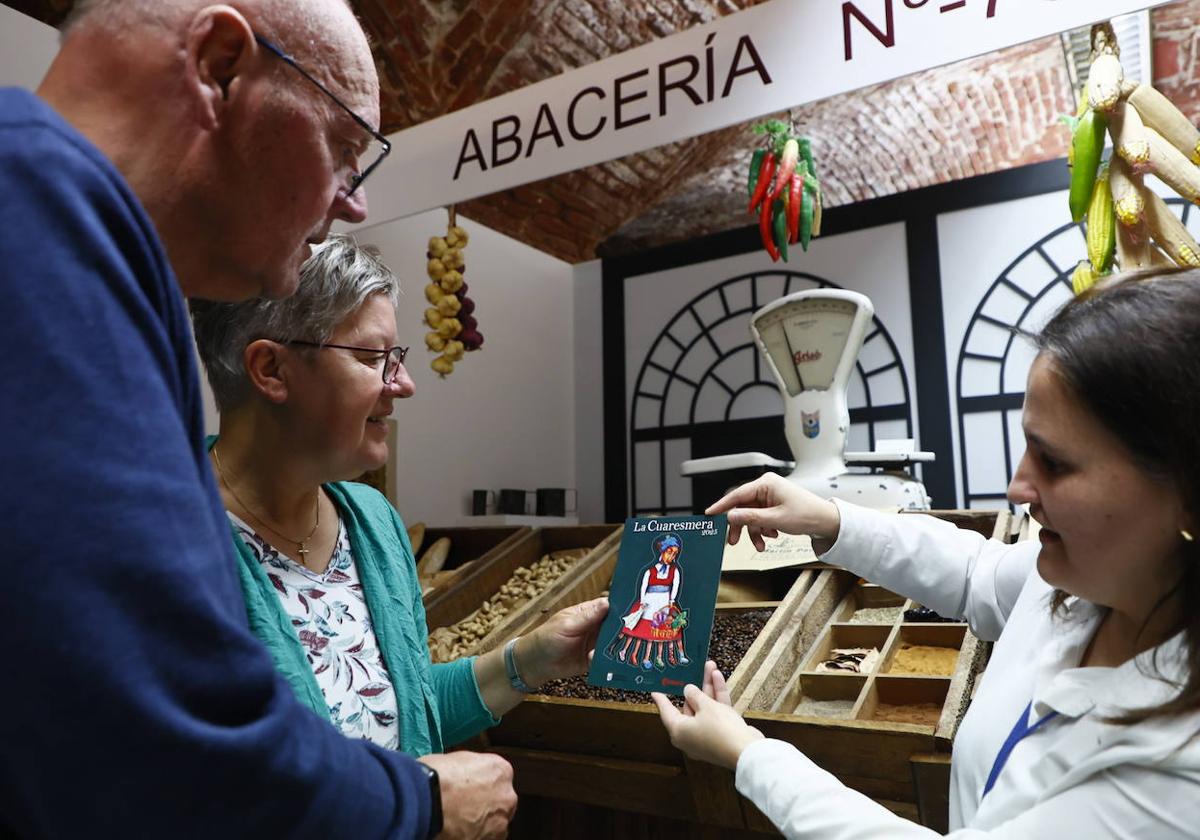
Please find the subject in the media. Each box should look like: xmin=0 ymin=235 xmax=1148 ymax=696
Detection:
xmin=211 ymin=445 xmax=321 ymax=563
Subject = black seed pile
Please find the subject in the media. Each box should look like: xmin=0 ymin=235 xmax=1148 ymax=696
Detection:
xmin=534 ymin=609 xmax=775 ymax=707
xmin=706 ymin=609 xmax=774 ymax=678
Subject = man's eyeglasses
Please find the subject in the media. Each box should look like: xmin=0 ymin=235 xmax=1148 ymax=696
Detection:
xmin=285 ymin=340 xmax=409 ymax=384
xmin=253 ymin=33 xmax=391 ymax=197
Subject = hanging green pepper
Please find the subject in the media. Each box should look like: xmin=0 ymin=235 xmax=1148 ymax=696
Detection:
xmin=798 ymin=137 xmax=817 ymax=179
xmin=773 ymin=197 xmax=789 ymax=262
xmin=1069 ymin=109 xmax=1107 ymax=223
xmin=746 ymin=148 xmax=766 ymax=199
xmin=799 ymin=176 xmax=817 ymax=252
xmin=811 ymin=179 xmax=823 ymax=237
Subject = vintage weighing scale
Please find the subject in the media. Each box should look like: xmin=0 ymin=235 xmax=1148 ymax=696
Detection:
xmin=682 ymin=289 xmax=933 ymax=510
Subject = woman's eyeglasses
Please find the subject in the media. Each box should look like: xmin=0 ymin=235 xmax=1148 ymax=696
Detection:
xmin=284 ymin=340 xmax=409 ymax=384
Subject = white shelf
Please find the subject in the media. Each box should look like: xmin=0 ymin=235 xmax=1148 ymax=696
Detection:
xmin=456 ymin=514 xmax=580 ymax=527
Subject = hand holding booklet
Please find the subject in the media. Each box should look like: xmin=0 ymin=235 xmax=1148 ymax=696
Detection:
xmin=587 ymin=514 xmax=727 ymax=696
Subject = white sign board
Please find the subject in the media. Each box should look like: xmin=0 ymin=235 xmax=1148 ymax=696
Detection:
xmin=365 ymin=0 xmax=1168 ymax=224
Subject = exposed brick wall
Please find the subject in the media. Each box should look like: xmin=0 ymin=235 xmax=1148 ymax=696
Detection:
xmin=1152 ymin=1 xmax=1200 ymax=125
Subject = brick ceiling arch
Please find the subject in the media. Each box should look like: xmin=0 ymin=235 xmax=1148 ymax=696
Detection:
xmin=9 ymin=0 xmax=1200 ymax=263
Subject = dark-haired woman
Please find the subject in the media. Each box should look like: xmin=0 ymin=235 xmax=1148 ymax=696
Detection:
xmin=653 ymin=272 xmax=1200 ymax=838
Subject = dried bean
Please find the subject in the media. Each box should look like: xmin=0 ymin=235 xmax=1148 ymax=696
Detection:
xmin=428 ymin=547 xmax=590 ymax=662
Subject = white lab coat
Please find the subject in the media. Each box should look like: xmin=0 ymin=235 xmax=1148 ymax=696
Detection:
xmin=735 ymin=500 xmax=1200 ymax=838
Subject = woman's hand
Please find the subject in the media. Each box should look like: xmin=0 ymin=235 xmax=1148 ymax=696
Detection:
xmin=471 ymin=597 xmax=608 ymax=717
xmin=651 ymin=662 xmax=764 ymax=770
xmin=518 ymin=596 xmax=609 ymax=686
xmin=705 ymin=473 xmax=842 ymax=551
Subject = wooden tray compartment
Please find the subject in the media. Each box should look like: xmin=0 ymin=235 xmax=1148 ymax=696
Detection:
xmin=776 ymin=672 xmax=867 ymax=718
xmin=839 ymin=583 xmax=909 ymax=624
xmin=480 ymin=525 xmax=624 ymax=653
xmin=800 ymin=623 xmax=894 ymax=675
xmin=425 ymin=524 xmax=621 ymax=654
xmin=900 ymin=507 xmax=1014 ymax=541
xmin=717 ymin=567 xmax=804 ymax=607
xmin=858 ymin=676 xmax=952 ymax=729
xmin=417 ymin=525 xmax=529 ymax=603
xmin=728 ymin=569 xmax=856 ymax=708
xmin=881 ymin=624 xmax=967 ymax=677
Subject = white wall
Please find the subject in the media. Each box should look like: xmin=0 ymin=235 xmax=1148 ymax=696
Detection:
xmin=0 ymin=6 xmax=57 ymax=89
xmin=620 ymin=225 xmax=919 ymax=514
xmin=352 ymin=210 xmax=577 ymax=526
xmin=573 ymin=259 xmax=605 ymax=522
xmin=937 ymin=174 xmax=1196 ymax=508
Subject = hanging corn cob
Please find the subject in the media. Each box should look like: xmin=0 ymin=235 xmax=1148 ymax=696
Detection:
xmin=422 ymin=206 xmax=483 ymax=377
xmin=1128 ymin=84 xmax=1200 ymax=164
xmin=745 ymin=120 xmax=824 ymax=261
xmin=1072 ymin=261 xmax=1099 ymax=296
xmin=1108 ymin=101 xmax=1150 ymax=173
xmin=1108 ymin=156 xmax=1144 ymax=227
xmin=1142 ymin=188 xmax=1200 ymax=267
xmin=1085 ymin=165 xmax=1116 ymax=274
xmin=1062 ymin=22 xmax=1200 ymax=293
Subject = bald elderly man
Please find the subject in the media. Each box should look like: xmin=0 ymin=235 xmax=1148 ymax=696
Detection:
xmin=0 ymin=2 xmax=514 ymax=837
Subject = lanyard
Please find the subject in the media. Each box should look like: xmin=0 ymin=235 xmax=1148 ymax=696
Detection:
xmin=982 ymin=700 xmax=1059 ymax=798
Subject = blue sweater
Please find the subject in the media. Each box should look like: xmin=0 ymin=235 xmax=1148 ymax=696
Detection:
xmin=0 ymin=88 xmax=431 ymax=838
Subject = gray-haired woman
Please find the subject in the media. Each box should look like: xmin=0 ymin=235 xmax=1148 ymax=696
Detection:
xmin=192 ymin=234 xmax=607 ymax=839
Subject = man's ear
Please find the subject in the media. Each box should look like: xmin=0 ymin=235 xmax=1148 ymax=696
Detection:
xmin=184 ymin=5 xmax=257 ymax=130
xmin=244 ymin=339 xmax=290 ymax=404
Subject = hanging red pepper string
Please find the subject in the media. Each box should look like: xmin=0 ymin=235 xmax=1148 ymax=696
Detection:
xmin=748 ymin=151 xmax=776 ymax=214
xmin=759 ymin=195 xmax=779 ymax=261
xmin=787 ymin=165 xmax=805 ymax=244
xmin=745 ymin=122 xmax=825 ymax=260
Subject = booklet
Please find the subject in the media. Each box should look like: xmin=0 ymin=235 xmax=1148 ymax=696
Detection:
xmin=587 ymin=514 xmax=727 ymax=696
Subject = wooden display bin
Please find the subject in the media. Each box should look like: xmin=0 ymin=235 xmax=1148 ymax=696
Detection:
xmin=717 ymin=566 xmax=802 ymax=607
xmin=425 ymin=524 xmax=623 ymax=655
xmin=900 ymin=507 xmax=1014 ymax=540
xmin=485 ymin=568 xmax=820 ymax=830
xmin=417 ymin=525 xmax=530 ymax=605
xmin=477 ymin=509 xmax=1011 ymax=835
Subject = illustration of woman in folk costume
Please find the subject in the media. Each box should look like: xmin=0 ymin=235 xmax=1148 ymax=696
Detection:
xmin=606 ymin=533 xmax=690 ymax=670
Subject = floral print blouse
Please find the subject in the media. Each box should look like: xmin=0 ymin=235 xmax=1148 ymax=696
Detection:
xmin=228 ymin=512 xmax=401 ymax=750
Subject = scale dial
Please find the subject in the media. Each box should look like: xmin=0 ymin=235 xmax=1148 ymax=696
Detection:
xmin=754 ymin=297 xmax=860 ymax=396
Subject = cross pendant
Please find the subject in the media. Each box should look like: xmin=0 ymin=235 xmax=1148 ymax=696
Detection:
xmin=297 ymin=542 xmax=309 ymax=561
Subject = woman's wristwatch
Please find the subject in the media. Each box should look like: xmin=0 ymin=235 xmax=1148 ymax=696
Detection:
xmin=417 ymin=762 xmax=442 ymax=838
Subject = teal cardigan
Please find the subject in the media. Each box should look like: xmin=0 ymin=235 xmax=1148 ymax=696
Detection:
xmin=212 ymin=442 xmax=497 ymax=755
